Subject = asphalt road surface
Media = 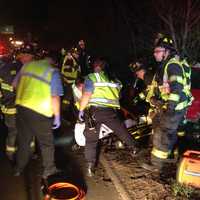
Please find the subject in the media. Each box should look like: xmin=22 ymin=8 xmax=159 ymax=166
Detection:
xmin=0 ymin=122 xmax=121 ymax=200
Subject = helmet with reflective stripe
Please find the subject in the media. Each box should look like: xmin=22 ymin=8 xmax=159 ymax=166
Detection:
xmin=155 ymin=36 xmax=176 ymax=51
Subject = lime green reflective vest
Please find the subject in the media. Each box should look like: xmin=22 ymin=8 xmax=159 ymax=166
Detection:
xmin=16 ymin=60 xmax=54 ymax=117
xmin=87 ymin=72 xmax=121 ymax=108
xmin=160 ymin=57 xmax=192 ymax=111
xmin=61 ymin=56 xmax=79 ymax=84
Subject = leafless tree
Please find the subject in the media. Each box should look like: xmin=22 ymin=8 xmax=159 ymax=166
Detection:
xmin=152 ymin=0 xmax=200 ymax=60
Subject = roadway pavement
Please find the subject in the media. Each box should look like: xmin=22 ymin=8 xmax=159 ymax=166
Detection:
xmin=0 ymin=121 xmax=121 ymax=200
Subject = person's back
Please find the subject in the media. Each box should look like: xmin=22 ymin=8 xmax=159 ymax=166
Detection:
xmin=16 ymin=59 xmax=54 ymax=117
xmin=14 ymin=55 xmax=63 ymax=180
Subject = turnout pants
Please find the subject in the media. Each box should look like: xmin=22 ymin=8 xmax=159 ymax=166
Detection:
xmin=84 ymin=106 xmax=136 ymax=164
xmin=151 ymin=109 xmax=186 ymax=167
xmin=4 ymin=114 xmax=17 ymax=157
xmin=16 ymin=106 xmax=57 ymax=178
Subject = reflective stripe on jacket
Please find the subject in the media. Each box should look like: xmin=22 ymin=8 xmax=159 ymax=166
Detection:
xmin=87 ymin=72 xmax=121 ymax=108
xmin=16 ymin=60 xmax=54 ymax=117
xmin=61 ymin=56 xmax=79 ymax=84
xmin=159 ymin=57 xmax=192 ymax=111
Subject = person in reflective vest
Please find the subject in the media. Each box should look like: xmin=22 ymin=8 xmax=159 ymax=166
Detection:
xmin=78 ymin=57 xmax=138 ymax=177
xmin=0 ymin=50 xmax=35 ymax=161
xmin=13 ymin=54 xmax=63 ymax=179
xmin=61 ymin=47 xmax=80 ymax=121
xmin=141 ymin=36 xmax=193 ymax=173
xmin=61 ymin=48 xmax=80 ymax=85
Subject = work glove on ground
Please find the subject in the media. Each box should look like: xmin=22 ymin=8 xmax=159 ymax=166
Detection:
xmin=52 ymin=115 xmax=61 ymax=129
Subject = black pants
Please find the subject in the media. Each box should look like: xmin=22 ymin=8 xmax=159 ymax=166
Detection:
xmin=16 ymin=106 xmax=56 ymax=177
xmin=84 ymin=106 xmax=136 ymax=164
xmin=4 ymin=114 xmax=17 ymax=155
xmin=151 ymin=109 xmax=186 ymax=166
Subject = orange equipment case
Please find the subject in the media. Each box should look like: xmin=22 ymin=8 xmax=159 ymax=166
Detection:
xmin=177 ymin=150 xmax=200 ymax=188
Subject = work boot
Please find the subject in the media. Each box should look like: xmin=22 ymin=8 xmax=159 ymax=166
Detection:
xmin=140 ymin=162 xmax=160 ymax=172
xmin=86 ymin=162 xmax=95 ymax=177
xmin=130 ymin=146 xmax=140 ymax=158
xmin=6 ymin=152 xmax=15 ymax=162
xmin=13 ymin=167 xmax=22 ymax=176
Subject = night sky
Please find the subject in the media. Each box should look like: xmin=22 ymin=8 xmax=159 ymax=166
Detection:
xmin=0 ymin=1 xmax=155 ymax=49
xmin=0 ymin=0 xmax=160 ymax=80
xmin=0 ymin=2 xmax=162 ymax=78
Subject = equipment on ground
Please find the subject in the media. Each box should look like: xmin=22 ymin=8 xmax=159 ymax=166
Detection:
xmin=177 ymin=150 xmax=200 ymax=188
xmin=43 ymin=182 xmax=85 ymax=200
xmin=74 ymin=122 xmax=113 ymax=146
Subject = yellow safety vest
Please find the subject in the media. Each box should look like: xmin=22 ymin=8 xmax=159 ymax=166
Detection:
xmin=161 ymin=57 xmax=192 ymax=111
xmin=87 ymin=72 xmax=121 ymax=108
xmin=16 ymin=60 xmax=54 ymax=117
xmin=61 ymin=56 xmax=79 ymax=84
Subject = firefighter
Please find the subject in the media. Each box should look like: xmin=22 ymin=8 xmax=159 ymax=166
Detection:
xmin=61 ymin=47 xmax=80 ymax=85
xmin=129 ymin=61 xmax=151 ymax=116
xmin=78 ymin=57 xmax=138 ymax=177
xmin=77 ymin=40 xmax=91 ymax=76
xmin=141 ymin=36 xmax=192 ymax=172
xmin=0 ymin=50 xmax=22 ymax=161
xmin=61 ymin=47 xmax=80 ymax=122
xmin=13 ymin=52 xmax=63 ymax=179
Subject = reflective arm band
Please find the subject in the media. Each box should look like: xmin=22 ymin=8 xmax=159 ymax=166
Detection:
xmin=6 ymin=145 xmax=16 ymax=152
xmin=175 ymin=100 xmax=188 ymax=110
xmin=139 ymin=92 xmax=145 ymax=100
xmin=1 ymin=82 xmax=14 ymax=92
xmin=168 ymin=93 xmax=180 ymax=102
xmin=1 ymin=106 xmax=16 ymax=114
xmin=169 ymin=75 xmax=185 ymax=84
xmin=151 ymin=148 xmax=169 ymax=159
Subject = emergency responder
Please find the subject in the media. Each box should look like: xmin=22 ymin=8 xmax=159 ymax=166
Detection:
xmin=13 ymin=52 xmax=64 ymax=179
xmin=61 ymin=47 xmax=80 ymax=85
xmin=77 ymin=40 xmax=91 ymax=76
xmin=78 ymin=57 xmax=138 ymax=177
xmin=129 ymin=61 xmax=150 ymax=116
xmin=141 ymin=36 xmax=192 ymax=172
xmin=0 ymin=50 xmax=22 ymax=161
xmin=61 ymin=47 xmax=80 ymax=122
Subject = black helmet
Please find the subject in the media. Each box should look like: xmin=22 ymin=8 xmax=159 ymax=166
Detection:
xmin=155 ymin=36 xmax=176 ymax=51
xmin=129 ymin=61 xmax=146 ymax=73
xmin=69 ymin=46 xmax=79 ymax=55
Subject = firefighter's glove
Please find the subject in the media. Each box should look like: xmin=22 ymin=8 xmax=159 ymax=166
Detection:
xmin=78 ymin=110 xmax=85 ymax=122
xmin=52 ymin=115 xmax=61 ymax=129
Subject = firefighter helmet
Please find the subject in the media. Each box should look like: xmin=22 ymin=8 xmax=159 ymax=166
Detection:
xmin=155 ymin=36 xmax=176 ymax=51
xmin=129 ymin=61 xmax=146 ymax=73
